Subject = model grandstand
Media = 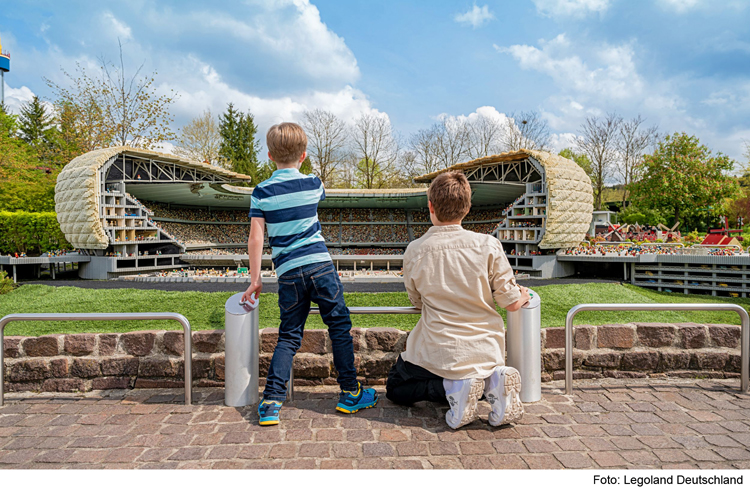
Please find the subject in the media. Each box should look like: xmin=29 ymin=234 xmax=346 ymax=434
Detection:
xmin=53 ymin=146 xmax=595 ymax=279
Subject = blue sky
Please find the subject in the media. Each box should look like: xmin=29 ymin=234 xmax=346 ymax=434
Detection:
xmin=2 ymin=0 xmax=750 ymax=163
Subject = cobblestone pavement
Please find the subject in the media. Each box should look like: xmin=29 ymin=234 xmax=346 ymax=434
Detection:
xmin=1 ymin=378 xmax=749 ymax=469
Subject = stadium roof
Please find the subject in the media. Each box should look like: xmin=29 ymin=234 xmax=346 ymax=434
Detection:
xmin=413 ymin=150 xmax=532 ymax=183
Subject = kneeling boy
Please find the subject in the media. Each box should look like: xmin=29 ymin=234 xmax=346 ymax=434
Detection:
xmin=386 ymin=171 xmax=530 ymax=429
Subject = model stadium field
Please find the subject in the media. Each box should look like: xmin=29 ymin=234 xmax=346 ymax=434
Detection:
xmin=2 ymin=282 xmax=748 ymax=336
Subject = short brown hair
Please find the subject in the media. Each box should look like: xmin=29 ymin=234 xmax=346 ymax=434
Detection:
xmin=427 ymin=171 xmax=472 ymax=222
xmin=266 ymin=122 xmax=308 ymax=164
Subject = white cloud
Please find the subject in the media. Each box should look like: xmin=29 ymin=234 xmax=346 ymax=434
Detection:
xmin=495 ymin=34 xmax=643 ymax=101
xmin=143 ymin=0 xmax=360 ymax=85
xmin=548 ymin=132 xmax=578 ymax=152
xmin=532 ymin=0 xmax=611 ymax=17
xmin=454 ymin=4 xmax=495 ymax=28
xmin=2 ymin=84 xmax=35 ymax=114
xmin=658 ymin=0 xmax=701 ymax=13
xmin=159 ymin=56 xmax=382 ymax=144
xmin=102 ymin=12 xmax=132 ymax=41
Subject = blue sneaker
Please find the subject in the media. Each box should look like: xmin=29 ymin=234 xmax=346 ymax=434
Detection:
xmin=258 ymin=399 xmax=282 ymax=426
xmin=336 ymin=382 xmax=378 ymax=414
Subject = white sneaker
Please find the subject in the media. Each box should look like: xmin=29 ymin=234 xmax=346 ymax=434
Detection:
xmin=484 ymin=366 xmax=524 ymax=427
xmin=443 ymin=378 xmax=485 ymax=430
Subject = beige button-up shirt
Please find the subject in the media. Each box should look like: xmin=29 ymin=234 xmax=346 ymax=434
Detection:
xmin=400 ymin=224 xmax=522 ymax=380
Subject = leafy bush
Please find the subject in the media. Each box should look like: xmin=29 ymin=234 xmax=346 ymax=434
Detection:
xmin=620 ymin=205 xmax=666 ymax=226
xmin=0 ymin=271 xmax=15 ymax=295
xmin=0 ymin=211 xmax=71 ymax=255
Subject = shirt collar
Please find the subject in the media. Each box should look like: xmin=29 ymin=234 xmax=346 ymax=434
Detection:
xmin=427 ymin=224 xmax=464 ymax=233
xmin=271 ymin=168 xmax=303 ymax=178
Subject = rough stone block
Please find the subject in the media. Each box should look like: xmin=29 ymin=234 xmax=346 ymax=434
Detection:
xmin=176 ymin=359 xmax=212 ymax=379
xmin=42 ymin=378 xmax=85 ymax=392
xmin=135 ymin=379 xmax=184 ymax=389
xmin=260 ymin=329 xmax=278 ymax=354
xmin=8 ymin=359 xmax=49 ymax=381
xmin=542 ymin=350 xmax=583 ymax=371
xmin=293 ymin=355 xmax=331 ymax=378
xmin=3 ymin=337 xmax=22 ymax=358
xmin=22 ymin=336 xmax=60 ymax=357
xmin=121 ymin=331 xmax=157 ymax=356
xmin=690 ymin=352 xmax=728 ymax=370
xmin=138 ymin=359 xmax=179 ymax=378
xmin=597 ymin=324 xmax=636 ymax=349
xmin=98 ymin=334 xmax=119 ymax=356
xmin=360 ymin=356 xmax=395 ymax=377
xmin=544 ymin=327 xmax=565 ymax=349
xmin=634 ymin=323 xmax=677 ymax=348
xmin=193 ymin=330 xmax=223 ymax=353
xmin=350 ymin=328 xmax=364 ymax=353
xmin=365 ymin=328 xmax=406 ymax=352
xmin=678 ymin=323 xmax=708 ymax=349
xmin=708 ymin=325 xmax=741 ymax=348
xmin=162 ymin=331 xmax=184 ymax=356
xmin=92 ymin=377 xmax=131 ymax=390
xmin=63 ymin=334 xmax=96 ymax=356
xmin=726 ymin=354 xmax=741 ymax=373
xmin=215 ymin=356 xmax=225 ymax=381
xmin=574 ymin=325 xmax=596 ymax=350
xmin=49 ymin=358 xmax=69 ymax=378
xmin=658 ymin=351 xmax=691 ymax=371
xmin=71 ymin=358 xmax=101 ymax=378
xmin=620 ymin=351 xmax=659 ymax=371
xmin=300 ymin=330 xmax=327 ymax=354
xmin=100 ymin=357 xmax=139 ymax=376
xmin=583 ymin=352 xmax=621 ymax=369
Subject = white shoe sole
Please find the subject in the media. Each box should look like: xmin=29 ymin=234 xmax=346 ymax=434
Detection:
xmin=486 ymin=367 xmax=524 ymax=427
xmin=444 ymin=378 xmax=485 ymax=430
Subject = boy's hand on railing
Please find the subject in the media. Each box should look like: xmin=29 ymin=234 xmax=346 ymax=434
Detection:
xmin=242 ymin=281 xmax=262 ymax=303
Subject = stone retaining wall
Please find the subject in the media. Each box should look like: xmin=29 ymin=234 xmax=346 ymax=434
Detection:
xmin=2 ymin=323 xmax=743 ymax=393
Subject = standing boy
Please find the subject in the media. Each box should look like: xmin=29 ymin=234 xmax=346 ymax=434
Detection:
xmin=385 ymin=171 xmax=530 ymax=429
xmin=242 ymin=122 xmax=377 ymax=426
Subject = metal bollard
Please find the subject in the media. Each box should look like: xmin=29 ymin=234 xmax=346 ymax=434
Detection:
xmin=505 ymin=290 xmax=542 ymax=403
xmin=224 ymin=292 xmax=260 ymax=407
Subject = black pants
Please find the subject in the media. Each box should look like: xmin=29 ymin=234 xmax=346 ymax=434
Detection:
xmin=385 ymin=355 xmax=447 ymax=406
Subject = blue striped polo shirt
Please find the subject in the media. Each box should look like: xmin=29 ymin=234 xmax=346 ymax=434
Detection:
xmin=249 ymin=168 xmax=331 ymax=277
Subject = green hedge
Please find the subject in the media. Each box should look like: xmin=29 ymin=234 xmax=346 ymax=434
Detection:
xmin=0 ymin=211 xmax=72 ymax=255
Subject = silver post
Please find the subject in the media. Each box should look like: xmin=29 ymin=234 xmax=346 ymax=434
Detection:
xmin=288 ymin=367 xmax=294 ymax=402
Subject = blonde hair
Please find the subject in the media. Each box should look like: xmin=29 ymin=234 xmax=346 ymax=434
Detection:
xmin=266 ymin=122 xmax=308 ymax=164
xmin=427 ymin=171 xmax=472 ymax=222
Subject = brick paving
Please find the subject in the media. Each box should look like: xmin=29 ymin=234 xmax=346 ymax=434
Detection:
xmin=0 ymin=378 xmax=748 ymax=469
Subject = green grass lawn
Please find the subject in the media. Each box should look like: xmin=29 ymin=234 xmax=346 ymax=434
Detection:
xmin=1 ymin=282 xmax=748 ymax=336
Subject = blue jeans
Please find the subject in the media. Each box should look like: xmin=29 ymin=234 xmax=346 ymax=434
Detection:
xmin=263 ymin=262 xmax=357 ymax=401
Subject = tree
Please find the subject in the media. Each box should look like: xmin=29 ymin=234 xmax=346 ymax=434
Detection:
xmin=574 ymin=113 xmax=622 ymax=210
xmin=301 ymin=109 xmax=348 ymax=185
xmin=504 ymin=111 xmax=550 ymax=151
xmin=300 ymin=156 xmax=313 ymax=175
xmin=218 ymin=103 xmax=261 ymax=183
xmin=46 ymin=42 xmax=177 ymax=150
xmin=174 ymin=109 xmax=221 ymax=164
xmin=616 ymin=115 xmax=658 ymax=205
xmin=628 ymin=133 xmax=739 ymax=227
xmin=18 ymin=96 xmax=54 ymax=147
xmin=434 ymin=116 xmax=471 ymax=169
xmin=559 ymin=148 xmax=593 ymax=177
xmin=467 ymin=112 xmax=505 ymax=158
xmin=350 ymin=113 xmax=400 ymax=189
xmin=408 ymin=125 xmax=442 ymax=177
xmin=0 ymin=124 xmax=56 ymax=212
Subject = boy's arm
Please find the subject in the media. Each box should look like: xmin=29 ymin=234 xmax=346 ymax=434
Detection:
xmin=241 ymin=213 xmax=265 ymax=303
xmin=490 ymin=241 xmax=528 ymax=312
xmin=403 ymin=256 xmax=422 ymax=310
